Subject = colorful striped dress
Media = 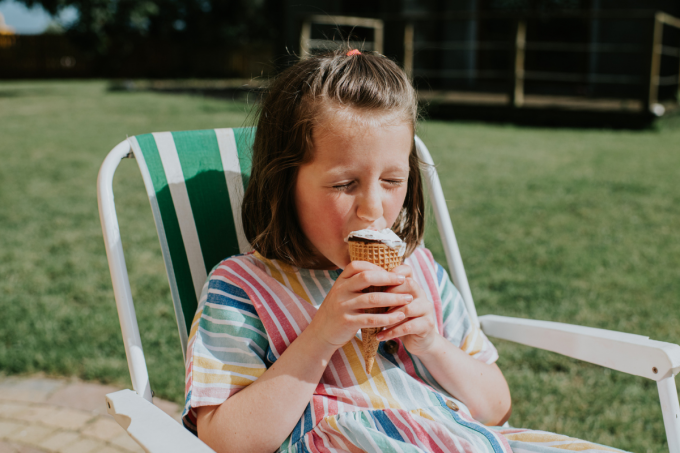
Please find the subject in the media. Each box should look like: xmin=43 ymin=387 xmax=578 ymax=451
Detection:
xmin=182 ymin=248 xmax=627 ymax=453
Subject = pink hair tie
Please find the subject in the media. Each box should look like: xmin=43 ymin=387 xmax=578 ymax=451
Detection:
xmin=346 ymin=49 xmax=361 ymax=56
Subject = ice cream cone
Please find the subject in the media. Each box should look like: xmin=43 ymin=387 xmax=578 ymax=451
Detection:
xmin=348 ymin=239 xmax=403 ymax=373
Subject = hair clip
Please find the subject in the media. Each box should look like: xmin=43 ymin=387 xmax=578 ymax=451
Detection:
xmin=346 ymin=49 xmax=361 ymax=56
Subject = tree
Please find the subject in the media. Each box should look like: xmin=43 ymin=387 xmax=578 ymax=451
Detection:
xmin=15 ymin=0 xmax=282 ymax=57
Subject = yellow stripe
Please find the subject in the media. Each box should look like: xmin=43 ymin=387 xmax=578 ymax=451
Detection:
xmin=503 ymin=433 xmax=620 ymax=452
xmin=369 ymin=355 xmax=402 ymax=410
xmin=504 ymin=433 xmax=571 ymax=442
xmin=410 ymin=408 xmax=436 ymax=421
xmin=194 ymin=356 xmax=265 ymax=376
xmin=551 ymin=443 xmax=620 ymax=452
xmin=278 ymin=261 xmax=313 ymax=305
xmin=255 ymin=252 xmax=287 ymax=287
xmin=325 ymin=416 xmax=342 ymax=433
xmin=188 ymin=309 xmax=203 ymax=340
xmin=461 ymin=327 xmax=483 ymax=355
xmin=193 ymin=370 xmax=253 ymax=386
xmin=342 ymin=342 xmax=386 ymax=410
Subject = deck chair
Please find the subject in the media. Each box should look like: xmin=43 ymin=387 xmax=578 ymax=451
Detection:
xmin=98 ymin=128 xmax=680 ymax=453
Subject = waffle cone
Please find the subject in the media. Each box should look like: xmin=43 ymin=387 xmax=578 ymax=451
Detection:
xmin=348 ymin=240 xmax=403 ymax=373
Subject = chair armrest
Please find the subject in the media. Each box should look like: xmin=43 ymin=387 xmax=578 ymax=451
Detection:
xmin=106 ymin=389 xmax=214 ymax=453
xmin=479 ymin=314 xmax=680 ymax=380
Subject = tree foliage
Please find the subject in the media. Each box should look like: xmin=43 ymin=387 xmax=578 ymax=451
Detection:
xmin=15 ymin=0 xmax=280 ymax=55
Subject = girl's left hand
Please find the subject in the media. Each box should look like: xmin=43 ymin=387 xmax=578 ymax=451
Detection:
xmin=378 ymin=264 xmax=438 ymax=356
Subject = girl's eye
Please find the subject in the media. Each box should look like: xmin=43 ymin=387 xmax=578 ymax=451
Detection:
xmin=332 ymin=182 xmax=354 ymax=191
xmin=384 ymin=179 xmax=405 ymax=186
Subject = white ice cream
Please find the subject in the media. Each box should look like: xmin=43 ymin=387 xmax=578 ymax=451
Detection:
xmin=345 ymin=228 xmax=406 ymax=256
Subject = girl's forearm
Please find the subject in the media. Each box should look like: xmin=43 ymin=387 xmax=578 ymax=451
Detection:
xmin=197 ymin=326 xmax=336 ymax=453
xmin=414 ymin=334 xmax=511 ymax=426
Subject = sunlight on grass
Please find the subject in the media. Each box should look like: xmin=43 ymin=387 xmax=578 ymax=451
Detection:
xmin=1 ymin=80 xmax=678 ymax=453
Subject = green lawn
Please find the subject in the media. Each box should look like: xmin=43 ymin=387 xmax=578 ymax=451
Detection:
xmin=1 ymin=80 xmax=679 ymax=452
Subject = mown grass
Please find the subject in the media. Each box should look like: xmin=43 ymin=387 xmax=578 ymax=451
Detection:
xmin=1 ymin=80 xmax=679 ymax=453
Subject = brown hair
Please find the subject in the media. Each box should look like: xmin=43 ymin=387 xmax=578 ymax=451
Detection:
xmin=241 ymin=49 xmax=424 ymax=267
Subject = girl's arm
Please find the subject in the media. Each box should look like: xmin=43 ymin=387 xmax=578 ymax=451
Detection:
xmin=196 ymin=261 xmax=409 ymax=453
xmin=410 ymin=335 xmax=512 ymax=426
xmin=380 ymin=266 xmax=511 ymax=426
xmin=196 ymin=325 xmax=336 ymax=453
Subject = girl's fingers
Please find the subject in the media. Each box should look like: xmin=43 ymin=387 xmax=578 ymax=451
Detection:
xmin=355 ymin=310 xmax=406 ymax=328
xmin=347 ymin=269 xmax=406 ymax=292
xmin=353 ymin=292 xmax=413 ymax=310
xmin=377 ymin=317 xmax=431 ymax=341
xmin=384 ymin=277 xmax=421 ymax=298
xmin=390 ymin=264 xmax=412 ymax=278
xmin=340 ymin=260 xmax=389 ymax=278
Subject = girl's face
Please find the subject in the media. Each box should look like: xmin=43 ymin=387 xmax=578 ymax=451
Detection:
xmin=295 ymin=116 xmax=413 ymax=269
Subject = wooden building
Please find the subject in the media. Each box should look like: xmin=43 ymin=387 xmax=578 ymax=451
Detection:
xmin=283 ymin=0 xmax=680 ymax=126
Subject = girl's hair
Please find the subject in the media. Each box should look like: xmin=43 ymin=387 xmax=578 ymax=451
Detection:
xmin=242 ymin=49 xmax=424 ymax=267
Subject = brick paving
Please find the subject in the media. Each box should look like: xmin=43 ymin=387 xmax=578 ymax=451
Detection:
xmin=0 ymin=375 xmax=182 ymax=453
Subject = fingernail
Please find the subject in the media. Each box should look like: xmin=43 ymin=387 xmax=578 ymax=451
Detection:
xmin=377 ymin=334 xmax=384 ymax=340
xmin=397 ymin=312 xmax=405 ymax=320
xmin=397 ymin=275 xmax=405 ymax=283
xmin=403 ymin=294 xmax=413 ymax=302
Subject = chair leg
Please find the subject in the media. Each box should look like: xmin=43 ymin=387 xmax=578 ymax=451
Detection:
xmin=657 ymin=376 xmax=680 ymax=453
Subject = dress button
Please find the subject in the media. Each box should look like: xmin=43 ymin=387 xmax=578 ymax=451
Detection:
xmin=384 ymin=340 xmax=399 ymax=354
xmin=446 ymin=400 xmax=459 ymax=411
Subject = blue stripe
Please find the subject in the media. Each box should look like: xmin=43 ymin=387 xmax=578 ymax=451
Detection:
xmin=371 ymin=411 xmax=404 ymax=441
xmin=205 ymin=293 xmax=258 ymax=317
xmin=435 ymin=394 xmax=506 ymax=453
xmin=435 ymin=262 xmax=445 ymax=286
xmin=209 ymin=278 xmax=250 ymax=299
xmin=303 ymin=403 xmax=313 ymax=434
xmin=290 ymin=413 xmax=303 ymax=445
xmin=379 ymin=342 xmax=400 ymax=368
xmin=265 ymin=346 xmax=277 ymax=366
xmin=290 ymin=402 xmax=315 ymax=446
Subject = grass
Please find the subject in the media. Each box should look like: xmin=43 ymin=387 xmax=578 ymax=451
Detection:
xmin=1 ymin=80 xmax=679 ymax=452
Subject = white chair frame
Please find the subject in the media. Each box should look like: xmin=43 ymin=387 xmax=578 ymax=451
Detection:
xmin=98 ymin=136 xmax=680 ymax=453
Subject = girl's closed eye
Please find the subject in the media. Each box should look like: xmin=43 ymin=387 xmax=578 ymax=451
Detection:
xmin=383 ymin=179 xmax=406 ymax=187
xmin=332 ymin=179 xmax=405 ymax=192
xmin=332 ymin=181 xmax=355 ymax=191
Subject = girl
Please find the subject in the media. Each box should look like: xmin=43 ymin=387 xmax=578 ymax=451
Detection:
xmin=181 ymin=49 xmax=627 ymax=453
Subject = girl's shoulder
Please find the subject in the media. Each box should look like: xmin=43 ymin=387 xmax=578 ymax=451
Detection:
xmin=209 ymin=251 xmax=268 ymax=276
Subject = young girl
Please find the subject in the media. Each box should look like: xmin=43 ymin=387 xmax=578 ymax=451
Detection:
xmin=181 ymin=50 xmax=627 ymax=453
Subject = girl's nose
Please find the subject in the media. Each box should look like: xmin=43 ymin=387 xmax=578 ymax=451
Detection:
xmin=356 ymin=184 xmax=383 ymax=222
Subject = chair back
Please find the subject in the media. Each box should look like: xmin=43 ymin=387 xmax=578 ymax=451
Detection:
xmin=128 ymin=128 xmax=255 ymax=355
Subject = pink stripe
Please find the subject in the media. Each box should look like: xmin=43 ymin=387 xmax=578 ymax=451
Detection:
xmin=413 ymin=249 xmax=444 ymax=333
xmin=309 ymin=431 xmax=333 ymax=453
xmin=313 ymin=392 xmax=326 ymax=424
xmin=403 ymin=412 xmax=448 ymax=453
xmin=218 ymin=262 xmax=294 ymax=355
xmin=385 ymin=410 xmax=419 ymax=445
xmin=328 ymin=353 xmax=372 ymax=408
xmin=327 ymin=394 xmax=338 ymax=418
xmin=185 ymin=361 xmax=193 ymax=394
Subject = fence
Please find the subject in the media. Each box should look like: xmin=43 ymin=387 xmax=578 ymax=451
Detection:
xmin=401 ymin=10 xmax=680 ymax=115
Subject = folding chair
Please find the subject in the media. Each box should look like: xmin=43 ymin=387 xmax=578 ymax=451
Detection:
xmin=97 ymin=128 xmax=680 ymax=453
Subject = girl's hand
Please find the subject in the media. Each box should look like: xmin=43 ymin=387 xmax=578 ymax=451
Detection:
xmin=378 ymin=264 xmax=438 ymax=356
xmin=309 ymin=261 xmax=411 ymax=349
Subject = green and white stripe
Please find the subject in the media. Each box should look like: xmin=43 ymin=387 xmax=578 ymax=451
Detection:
xmin=128 ymin=127 xmax=255 ymax=357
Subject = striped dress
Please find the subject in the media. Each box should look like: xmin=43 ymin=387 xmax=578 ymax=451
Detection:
xmin=182 ymin=248 xmax=627 ymax=453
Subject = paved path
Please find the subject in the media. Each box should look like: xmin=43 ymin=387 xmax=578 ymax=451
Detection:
xmin=0 ymin=375 xmax=181 ymax=453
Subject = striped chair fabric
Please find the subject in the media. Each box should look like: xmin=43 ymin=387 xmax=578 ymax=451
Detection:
xmin=128 ymin=128 xmax=255 ymax=356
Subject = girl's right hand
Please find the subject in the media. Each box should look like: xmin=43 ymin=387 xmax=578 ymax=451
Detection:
xmin=308 ymin=261 xmax=412 ymax=349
